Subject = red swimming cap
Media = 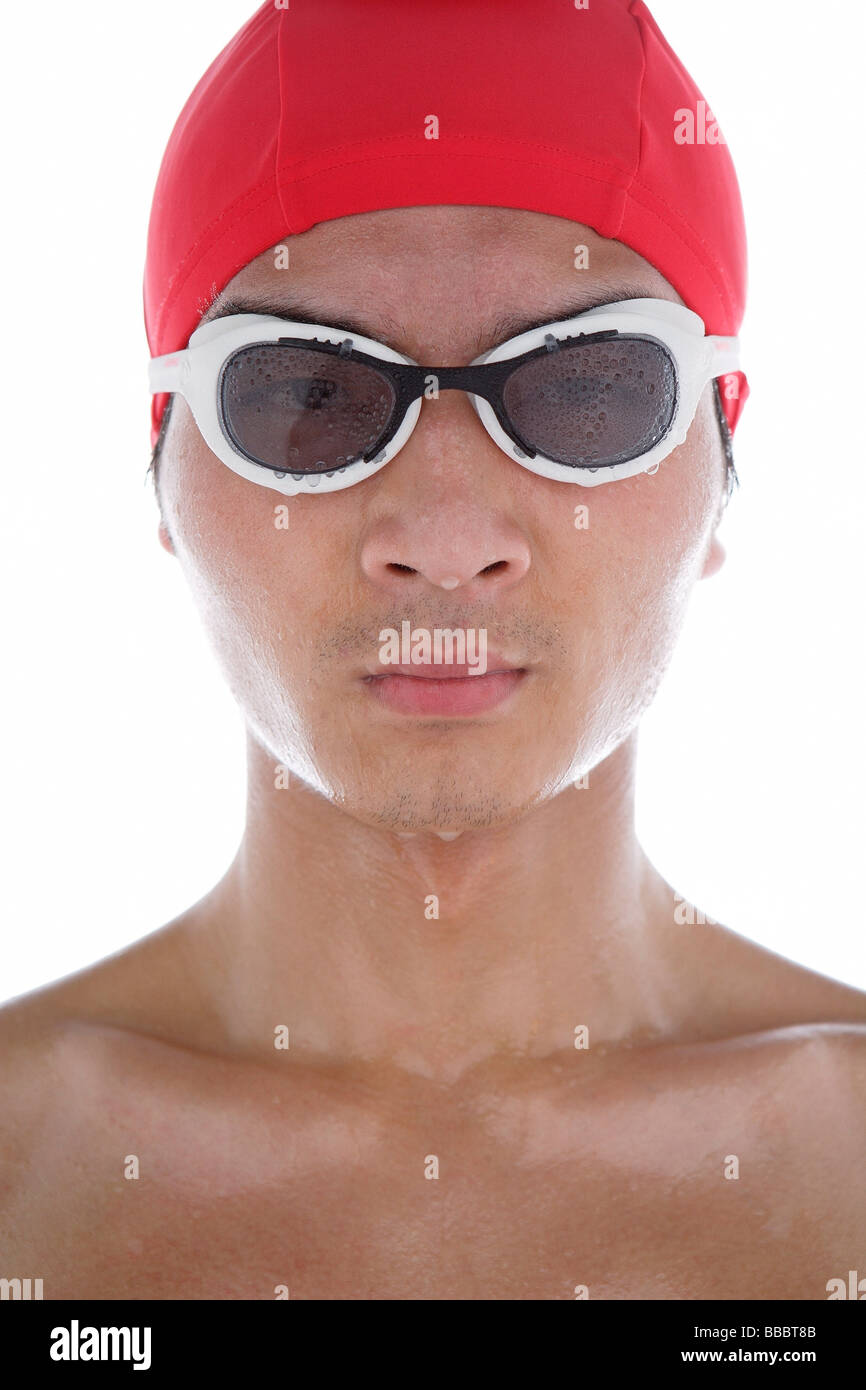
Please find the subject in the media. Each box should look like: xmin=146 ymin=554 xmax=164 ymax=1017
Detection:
xmin=144 ymin=0 xmax=749 ymax=451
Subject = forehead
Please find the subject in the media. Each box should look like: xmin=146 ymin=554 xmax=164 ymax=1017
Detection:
xmin=201 ymin=205 xmax=683 ymax=350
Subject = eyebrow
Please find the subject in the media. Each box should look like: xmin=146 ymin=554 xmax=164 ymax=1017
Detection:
xmin=202 ymin=281 xmax=664 ymax=355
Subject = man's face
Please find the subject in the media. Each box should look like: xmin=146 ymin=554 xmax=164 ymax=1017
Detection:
xmin=156 ymin=206 xmax=726 ymax=832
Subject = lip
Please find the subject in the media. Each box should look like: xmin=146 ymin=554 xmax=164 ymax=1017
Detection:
xmin=362 ymin=658 xmax=528 ymax=716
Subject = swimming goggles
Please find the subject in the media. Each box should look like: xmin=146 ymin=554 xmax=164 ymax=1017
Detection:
xmin=148 ymin=298 xmax=741 ymax=495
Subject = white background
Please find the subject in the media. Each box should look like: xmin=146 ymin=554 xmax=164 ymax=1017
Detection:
xmin=1 ymin=0 xmax=863 ymax=1002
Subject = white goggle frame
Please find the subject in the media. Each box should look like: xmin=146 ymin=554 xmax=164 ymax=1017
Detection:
xmin=148 ymin=298 xmax=741 ymax=496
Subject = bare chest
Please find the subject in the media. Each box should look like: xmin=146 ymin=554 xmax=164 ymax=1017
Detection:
xmin=10 ymin=1097 xmax=842 ymax=1301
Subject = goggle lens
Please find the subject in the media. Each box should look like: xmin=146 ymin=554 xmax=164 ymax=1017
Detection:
xmin=217 ymin=333 xmax=678 ymax=476
xmin=220 ymin=343 xmax=396 ymax=474
xmin=501 ymin=336 xmax=677 ymax=469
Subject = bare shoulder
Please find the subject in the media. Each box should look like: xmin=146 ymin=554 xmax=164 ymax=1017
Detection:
xmin=649 ymin=894 xmax=866 ymax=1176
xmin=0 ymin=904 xmax=219 ymax=1050
xmin=731 ymin=934 xmax=866 ymax=1034
xmin=668 ymin=892 xmax=866 ymax=1036
xmin=671 ymin=913 xmax=866 ymax=1193
xmin=0 ymin=912 xmax=216 ymax=1144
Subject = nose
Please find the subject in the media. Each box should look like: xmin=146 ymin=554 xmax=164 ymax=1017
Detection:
xmin=358 ymin=394 xmax=532 ymax=600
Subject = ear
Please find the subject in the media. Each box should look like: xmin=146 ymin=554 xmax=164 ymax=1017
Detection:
xmin=158 ymin=518 xmax=176 ymax=556
xmin=152 ymin=454 xmax=176 ymax=555
xmin=700 ymin=531 xmax=725 ymax=579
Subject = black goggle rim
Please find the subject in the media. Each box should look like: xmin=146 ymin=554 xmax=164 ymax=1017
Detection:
xmin=217 ymin=329 xmax=679 ymax=476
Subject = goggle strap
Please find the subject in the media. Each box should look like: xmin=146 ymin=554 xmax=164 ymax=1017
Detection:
xmin=148 ymin=352 xmax=187 ymax=393
xmin=707 ymin=336 xmax=741 ymax=378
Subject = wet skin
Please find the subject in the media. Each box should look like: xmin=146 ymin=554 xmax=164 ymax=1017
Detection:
xmin=1 ymin=208 xmax=864 ymax=1299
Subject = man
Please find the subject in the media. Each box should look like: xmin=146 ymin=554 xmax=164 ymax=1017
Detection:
xmin=1 ymin=0 xmax=863 ymax=1301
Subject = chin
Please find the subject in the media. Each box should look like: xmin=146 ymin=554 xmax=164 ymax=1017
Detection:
xmin=328 ymin=761 xmax=575 ymax=836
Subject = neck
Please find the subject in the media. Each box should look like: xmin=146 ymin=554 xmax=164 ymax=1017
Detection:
xmin=187 ymin=731 xmax=684 ymax=1079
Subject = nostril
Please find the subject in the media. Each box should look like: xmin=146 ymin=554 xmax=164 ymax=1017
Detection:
xmin=387 ymin=562 xmax=416 ymax=575
xmin=480 ymin=560 xmax=507 ymax=575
